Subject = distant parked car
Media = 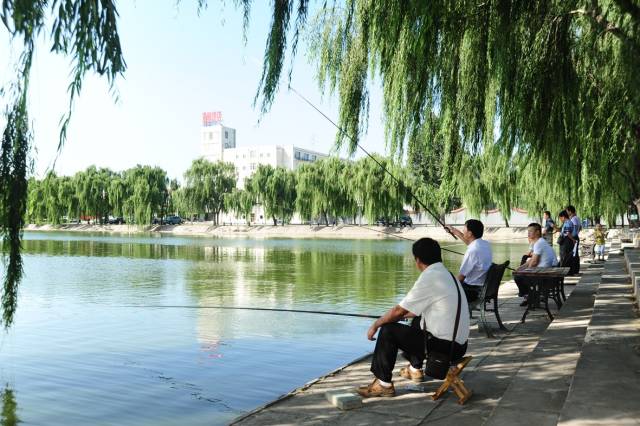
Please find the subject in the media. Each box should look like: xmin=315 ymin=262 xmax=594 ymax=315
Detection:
xmin=396 ymin=216 xmax=413 ymax=228
xmin=164 ymin=215 xmax=183 ymax=225
xmin=108 ymin=216 xmax=125 ymax=225
xmin=376 ymin=218 xmax=390 ymax=227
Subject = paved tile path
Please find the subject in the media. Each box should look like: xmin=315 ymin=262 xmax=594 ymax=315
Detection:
xmin=233 ymin=241 xmax=640 ymax=425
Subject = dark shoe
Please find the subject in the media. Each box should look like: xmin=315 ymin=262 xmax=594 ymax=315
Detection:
xmin=519 ymin=298 xmax=529 ymax=307
xmin=356 ymin=379 xmax=396 ymax=398
xmin=399 ymin=365 xmax=425 ymax=383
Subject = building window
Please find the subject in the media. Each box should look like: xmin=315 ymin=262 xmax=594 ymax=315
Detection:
xmin=311 ymin=155 xmax=316 ymax=161
xmin=267 ymin=153 xmax=270 ymax=157
xmin=225 ymin=131 xmax=228 ymax=139
xmin=259 ymin=153 xmax=263 ymax=158
xmin=250 ymin=163 xmax=257 ymax=171
xmin=303 ymin=153 xmax=309 ymax=161
xmin=295 ymin=151 xmax=301 ymax=160
xmin=250 ymin=150 xmax=256 ymax=158
xmin=243 ymin=154 xmax=246 ymax=159
xmin=208 ymin=133 xmax=213 ymax=140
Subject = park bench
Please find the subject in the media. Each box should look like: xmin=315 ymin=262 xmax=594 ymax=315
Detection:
xmin=469 ymin=261 xmax=510 ymax=338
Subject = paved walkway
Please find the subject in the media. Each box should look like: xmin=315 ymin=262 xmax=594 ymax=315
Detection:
xmin=558 ymin=248 xmax=640 ymax=425
xmin=233 ymin=275 xmax=583 ymax=425
xmin=232 ymin=242 xmax=640 ymax=425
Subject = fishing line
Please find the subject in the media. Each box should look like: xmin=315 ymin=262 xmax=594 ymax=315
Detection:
xmin=115 ymin=304 xmax=380 ymax=319
xmin=289 ymin=86 xmax=457 ymax=241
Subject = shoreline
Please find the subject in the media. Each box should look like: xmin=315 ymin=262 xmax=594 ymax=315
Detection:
xmin=25 ymin=223 xmax=531 ymax=242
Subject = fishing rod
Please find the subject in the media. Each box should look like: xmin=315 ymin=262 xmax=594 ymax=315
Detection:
xmin=290 ymin=86 xmax=457 ymax=241
xmin=342 ymin=223 xmax=467 ymax=257
xmin=289 ymin=88 xmax=531 ymax=271
xmin=117 ymin=304 xmax=380 ymax=319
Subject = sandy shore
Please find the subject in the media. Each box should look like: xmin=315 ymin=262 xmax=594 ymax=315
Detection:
xmin=25 ymin=223 xmax=531 ymax=242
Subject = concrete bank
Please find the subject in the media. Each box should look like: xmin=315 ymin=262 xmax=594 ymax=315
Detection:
xmin=231 ymin=274 xmax=585 ymax=425
xmin=25 ymin=223 xmax=531 ymax=242
xmin=233 ymin=240 xmax=640 ymax=425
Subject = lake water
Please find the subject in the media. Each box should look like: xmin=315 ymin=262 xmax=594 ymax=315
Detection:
xmin=0 ymin=232 xmax=529 ymax=425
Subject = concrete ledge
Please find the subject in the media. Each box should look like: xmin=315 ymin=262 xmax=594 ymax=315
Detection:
xmin=559 ymin=251 xmax=640 ymax=425
xmin=484 ymin=264 xmax=602 ymax=426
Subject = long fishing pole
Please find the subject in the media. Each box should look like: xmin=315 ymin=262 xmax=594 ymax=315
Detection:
xmin=289 ymin=88 xmax=530 ymax=271
xmin=117 ymin=304 xmax=380 ymax=319
xmin=290 ymin=86 xmax=457 ymax=241
xmin=342 ymin=223 xmax=467 ymax=256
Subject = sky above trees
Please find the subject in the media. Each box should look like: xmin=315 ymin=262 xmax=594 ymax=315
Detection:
xmin=0 ymin=1 xmax=386 ymax=180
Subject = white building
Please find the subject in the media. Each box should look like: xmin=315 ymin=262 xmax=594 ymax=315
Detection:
xmin=224 ymin=144 xmax=327 ymax=188
xmin=200 ymin=114 xmax=329 ymax=224
xmin=202 ymin=123 xmax=236 ymax=162
xmin=200 ymin=114 xmax=328 ymax=187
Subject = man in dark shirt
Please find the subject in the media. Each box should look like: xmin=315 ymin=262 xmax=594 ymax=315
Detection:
xmin=542 ymin=210 xmax=555 ymax=246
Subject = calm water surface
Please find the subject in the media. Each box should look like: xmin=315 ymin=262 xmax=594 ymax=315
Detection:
xmin=0 ymin=232 xmax=529 ymax=425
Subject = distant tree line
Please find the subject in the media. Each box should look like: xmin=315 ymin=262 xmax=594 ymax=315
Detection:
xmin=26 ymin=155 xmax=449 ymax=227
xmin=29 ymin=149 xmax=629 ymax=229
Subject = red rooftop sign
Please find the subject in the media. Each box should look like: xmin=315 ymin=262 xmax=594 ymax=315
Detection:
xmin=202 ymin=111 xmax=222 ymax=126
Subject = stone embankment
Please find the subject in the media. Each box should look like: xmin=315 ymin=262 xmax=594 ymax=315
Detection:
xmin=233 ymin=234 xmax=640 ymax=425
xmin=25 ymin=223 xmax=532 ymax=241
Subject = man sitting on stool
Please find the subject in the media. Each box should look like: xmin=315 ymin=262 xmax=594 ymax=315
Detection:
xmin=515 ymin=223 xmax=558 ymax=306
xmin=445 ymin=219 xmax=493 ymax=303
xmin=357 ymin=238 xmax=469 ymax=397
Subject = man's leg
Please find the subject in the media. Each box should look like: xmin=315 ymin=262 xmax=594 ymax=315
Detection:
xmin=461 ymin=283 xmax=480 ymax=303
xmin=370 ymin=322 xmax=424 ymax=383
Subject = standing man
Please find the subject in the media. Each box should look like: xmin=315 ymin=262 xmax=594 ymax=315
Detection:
xmin=515 ymin=223 xmax=559 ymax=306
xmin=566 ymin=205 xmax=581 ymax=274
xmin=356 ymin=238 xmax=469 ymax=397
xmin=558 ymin=210 xmax=575 ymax=268
xmin=542 ymin=210 xmax=555 ymax=246
xmin=445 ymin=219 xmax=492 ymax=303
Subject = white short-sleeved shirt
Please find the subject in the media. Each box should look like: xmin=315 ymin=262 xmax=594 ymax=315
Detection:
xmin=399 ymin=262 xmax=469 ymax=344
xmin=459 ymin=238 xmax=493 ymax=287
xmin=532 ymin=238 xmax=558 ymax=267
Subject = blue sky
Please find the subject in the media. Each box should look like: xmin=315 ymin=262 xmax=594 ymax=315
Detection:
xmin=0 ymin=1 xmax=387 ymax=180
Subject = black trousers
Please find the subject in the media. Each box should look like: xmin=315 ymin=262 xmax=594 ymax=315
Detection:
xmin=461 ymin=282 xmax=481 ymax=303
xmin=370 ymin=317 xmax=468 ymax=383
xmin=515 ymin=255 xmax=531 ymax=297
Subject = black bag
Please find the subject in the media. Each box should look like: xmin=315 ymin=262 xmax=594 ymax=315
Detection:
xmin=424 ymin=272 xmax=462 ymax=380
xmin=556 ymin=234 xmax=565 ymax=245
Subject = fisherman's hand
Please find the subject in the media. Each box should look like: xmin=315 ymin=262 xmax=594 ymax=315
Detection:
xmin=367 ymin=323 xmax=379 ymax=341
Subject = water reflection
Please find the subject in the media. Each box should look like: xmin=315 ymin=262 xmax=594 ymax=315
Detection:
xmin=9 ymin=232 xmax=531 ymax=425
xmin=1 ymin=385 xmax=19 ymax=426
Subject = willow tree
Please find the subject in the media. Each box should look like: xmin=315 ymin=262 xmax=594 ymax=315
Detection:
xmin=250 ymin=165 xmax=296 ymax=225
xmin=182 ymin=159 xmax=236 ymax=225
xmin=2 ymin=0 xmax=639 ymax=327
xmin=295 ymin=158 xmax=355 ymax=224
xmin=123 ymin=165 xmax=169 ymax=225
xmin=257 ymin=0 xmax=640 ymax=220
xmin=350 ymin=155 xmax=409 ymax=224
xmin=224 ymin=188 xmax=255 ymax=225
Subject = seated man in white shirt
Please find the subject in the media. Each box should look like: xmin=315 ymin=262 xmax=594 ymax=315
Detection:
xmin=445 ymin=219 xmax=493 ymax=303
xmin=357 ymin=238 xmax=469 ymax=398
xmin=515 ymin=222 xmax=558 ymax=306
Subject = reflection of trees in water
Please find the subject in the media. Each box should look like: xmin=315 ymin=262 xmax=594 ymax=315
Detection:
xmin=22 ymin=239 xmax=219 ymax=261
xmin=186 ymin=248 xmax=418 ymax=309
xmin=1 ymin=385 xmax=19 ymax=426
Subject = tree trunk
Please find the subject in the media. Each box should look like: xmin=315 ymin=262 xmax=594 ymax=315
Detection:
xmin=272 ymin=216 xmax=277 ymax=226
xmin=504 ymin=218 xmax=509 ymax=228
xmin=633 ymin=198 xmax=640 ymax=226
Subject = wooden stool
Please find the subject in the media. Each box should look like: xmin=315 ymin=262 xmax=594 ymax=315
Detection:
xmin=431 ymin=356 xmax=473 ymax=405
